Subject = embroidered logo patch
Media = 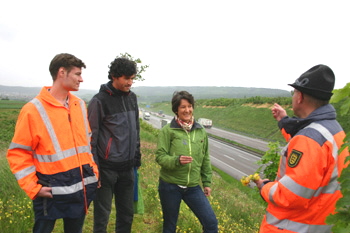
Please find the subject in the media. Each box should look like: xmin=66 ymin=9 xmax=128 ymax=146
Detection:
xmin=288 ymin=150 xmax=303 ymax=168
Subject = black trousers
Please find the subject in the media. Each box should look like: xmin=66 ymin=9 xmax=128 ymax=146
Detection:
xmin=93 ymin=167 xmax=135 ymax=233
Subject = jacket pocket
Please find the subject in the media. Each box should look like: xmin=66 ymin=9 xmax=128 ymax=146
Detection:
xmin=105 ymin=137 xmax=112 ymax=159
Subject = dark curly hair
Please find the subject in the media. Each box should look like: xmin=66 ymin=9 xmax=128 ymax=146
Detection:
xmin=49 ymin=53 xmax=86 ymax=81
xmin=108 ymin=57 xmax=137 ymax=80
xmin=171 ymin=91 xmax=195 ymax=114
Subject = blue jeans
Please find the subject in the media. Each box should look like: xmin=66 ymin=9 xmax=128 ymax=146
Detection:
xmin=33 ymin=215 xmax=86 ymax=233
xmin=158 ymin=179 xmax=218 ymax=233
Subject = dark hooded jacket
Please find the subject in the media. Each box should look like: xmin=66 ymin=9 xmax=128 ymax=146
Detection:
xmin=88 ymin=81 xmax=141 ymax=170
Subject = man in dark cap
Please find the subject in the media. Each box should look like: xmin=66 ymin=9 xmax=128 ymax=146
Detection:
xmin=254 ymin=64 xmax=349 ymax=233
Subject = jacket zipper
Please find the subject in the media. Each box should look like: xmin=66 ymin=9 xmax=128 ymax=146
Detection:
xmin=185 ymin=130 xmax=194 ymax=186
xmin=121 ymin=96 xmax=132 ymax=161
xmin=70 ymin=100 xmax=89 ymax=214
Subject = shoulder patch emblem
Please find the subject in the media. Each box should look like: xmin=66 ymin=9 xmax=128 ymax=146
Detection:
xmin=288 ymin=150 xmax=303 ymax=168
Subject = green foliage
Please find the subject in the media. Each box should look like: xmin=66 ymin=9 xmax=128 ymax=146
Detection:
xmin=331 ymin=83 xmax=350 ymax=115
xmin=256 ymin=141 xmax=281 ymax=180
xmin=327 ymin=159 xmax=350 ymax=232
xmin=139 ymin=119 xmax=159 ymax=143
xmin=117 ymin=52 xmax=149 ymax=82
xmin=327 ymin=84 xmax=350 ymax=232
xmin=196 ymin=96 xmax=292 ymax=108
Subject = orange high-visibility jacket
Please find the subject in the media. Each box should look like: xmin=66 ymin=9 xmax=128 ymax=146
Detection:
xmin=260 ymin=104 xmax=348 ymax=233
xmin=7 ymin=86 xmax=98 ymax=219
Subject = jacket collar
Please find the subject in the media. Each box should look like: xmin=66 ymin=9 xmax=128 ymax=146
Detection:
xmin=39 ymin=86 xmax=79 ymax=106
xmin=278 ymin=104 xmax=336 ymax=137
xmin=170 ymin=117 xmax=203 ymax=131
xmin=100 ymin=81 xmax=130 ymax=96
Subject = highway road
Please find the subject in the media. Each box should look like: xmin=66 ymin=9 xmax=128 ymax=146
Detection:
xmin=142 ymin=112 xmax=264 ymax=183
xmin=209 ymin=138 xmax=260 ymax=181
xmin=144 ymin=111 xmax=270 ymax=152
xmin=206 ymin=127 xmax=269 ymax=152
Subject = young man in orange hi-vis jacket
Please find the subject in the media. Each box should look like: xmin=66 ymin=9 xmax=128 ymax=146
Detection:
xmin=254 ymin=64 xmax=349 ymax=233
xmin=6 ymin=53 xmax=99 ymax=233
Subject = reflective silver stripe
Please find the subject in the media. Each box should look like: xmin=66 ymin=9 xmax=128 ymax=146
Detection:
xmin=9 ymin=142 xmax=32 ymax=151
xmin=78 ymin=100 xmax=91 ymax=145
xmin=51 ymin=176 xmax=98 ymax=195
xmin=279 ymin=175 xmax=315 ymax=199
xmin=34 ymin=145 xmax=91 ymax=163
xmin=77 ymin=145 xmax=91 ymax=154
xmin=305 ymin=123 xmax=338 ymax=159
xmin=31 ymin=98 xmax=63 ymax=155
xmin=34 ymin=147 xmax=76 ymax=163
xmin=9 ymin=142 xmax=36 ymax=180
xmin=268 ymin=183 xmax=278 ymax=205
xmin=266 ymin=212 xmax=332 ymax=233
xmin=305 ymin=123 xmax=340 ymax=195
xmin=14 ymin=165 xmax=36 ymax=180
xmin=278 ymin=144 xmax=289 ymax=178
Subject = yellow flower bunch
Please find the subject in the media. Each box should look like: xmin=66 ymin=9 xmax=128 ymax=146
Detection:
xmin=240 ymin=173 xmax=260 ymax=186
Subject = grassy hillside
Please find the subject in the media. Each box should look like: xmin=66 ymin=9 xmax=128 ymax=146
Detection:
xmin=143 ymin=96 xmax=350 ymax=144
xmin=1 ymin=97 xmax=349 ymax=232
xmin=142 ymin=97 xmax=291 ymax=143
xmin=0 ymin=106 xmax=266 ymax=232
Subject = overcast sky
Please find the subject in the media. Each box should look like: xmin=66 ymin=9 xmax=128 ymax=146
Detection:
xmin=0 ymin=0 xmax=349 ymax=92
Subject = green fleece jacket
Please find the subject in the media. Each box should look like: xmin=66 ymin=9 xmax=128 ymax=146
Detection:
xmin=155 ymin=118 xmax=212 ymax=188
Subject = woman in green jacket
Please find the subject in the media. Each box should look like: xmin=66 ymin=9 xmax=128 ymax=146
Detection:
xmin=156 ymin=91 xmax=218 ymax=233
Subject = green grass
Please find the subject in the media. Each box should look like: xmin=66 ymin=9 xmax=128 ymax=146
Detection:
xmin=0 ymin=153 xmax=34 ymax=232
xmin=0 ymin=108 xmax=266 ymax=232
xmin=0 ymin=141 xmax=266 ymax=233
xmin=2 ymin=98 xmax=349 ymax=232
xmin=0 ymin=109 xmax=19 ymax=150
xmin=0 ymin=100 xmax=26 ymax=109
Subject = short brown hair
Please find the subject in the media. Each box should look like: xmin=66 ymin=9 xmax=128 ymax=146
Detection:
xmin=49 ymin=53 xmax=86 ymax=81
xmin=171 ymin=91 xmax=195 ymax=114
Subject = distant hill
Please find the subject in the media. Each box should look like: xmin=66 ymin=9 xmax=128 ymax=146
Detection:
xmin=133 ymin=86 xmax=290 ymax=104
xmin=0 ymin=85 xmax=290 ymax=103
xmin=0 ymin=85 xmax=98 ymax=102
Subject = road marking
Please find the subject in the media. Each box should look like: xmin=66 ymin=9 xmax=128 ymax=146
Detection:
xmin=209 ymin=139 xmax=258 ymax=161
xmin=210 ymin=156 xmax=247 ymax=176
xmin=231 ymin=152 xmax=251 ymax=161
xmin=222 ymin=154 xmax=235 ymax=161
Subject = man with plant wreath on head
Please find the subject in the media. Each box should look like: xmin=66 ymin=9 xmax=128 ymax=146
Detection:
xmin=254 ymin=64 xmax=349 ymax=233
xmin=88 ymin=56 xmax=141 ymax=233
xmin=6 ymin=53 xmax=99 ymax=233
